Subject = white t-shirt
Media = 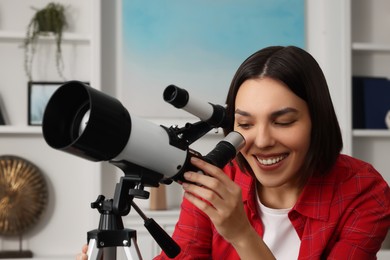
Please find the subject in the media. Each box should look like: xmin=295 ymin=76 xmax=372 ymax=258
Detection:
xmin=256 ymin=195 xmax=301 ymax=259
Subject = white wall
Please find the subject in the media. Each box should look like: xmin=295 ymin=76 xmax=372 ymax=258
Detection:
xmin=306 ymin=0 xmax=352 ymax=154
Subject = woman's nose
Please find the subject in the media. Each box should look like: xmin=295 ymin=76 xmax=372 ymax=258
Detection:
xmin=253 ymin=125 xmax=275 ymax=149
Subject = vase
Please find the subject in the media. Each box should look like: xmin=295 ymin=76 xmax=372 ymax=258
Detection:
xmin=149 ymin=185 xmax=167 ymax=210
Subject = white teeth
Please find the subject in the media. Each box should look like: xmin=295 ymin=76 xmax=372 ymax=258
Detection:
xmin=256 ymin=155 xmax=286 ymax=166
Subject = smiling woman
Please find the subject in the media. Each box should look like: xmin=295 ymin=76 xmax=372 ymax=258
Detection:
xmin=77 ymin=45 xmax=390 ymax=260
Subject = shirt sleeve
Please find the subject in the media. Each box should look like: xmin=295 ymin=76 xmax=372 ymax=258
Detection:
xmin=326 ymin=164 xmax=390 ymax=259
xmin=153 ymin=197 xmax=213 ymax=260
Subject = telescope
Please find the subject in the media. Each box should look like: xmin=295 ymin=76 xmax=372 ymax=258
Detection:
xmin=42 ymin=81 xmax=244 ymax=185
xmin=41 ymin=81 xmax=245 ymax=259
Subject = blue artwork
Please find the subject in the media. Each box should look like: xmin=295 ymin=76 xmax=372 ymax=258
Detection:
xmin=121 ymin=0 xmax=305 ymax=118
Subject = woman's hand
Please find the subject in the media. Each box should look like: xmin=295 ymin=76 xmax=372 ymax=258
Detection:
xmin=76 ymin=244 xmax=88 ymax=260
xmin=182 ymin=157 xmax=252 ymax=243
xmin=182 ymin=157 xmax=275 ymax=260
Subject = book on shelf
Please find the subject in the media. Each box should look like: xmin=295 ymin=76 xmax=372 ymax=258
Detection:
xmin=352 ymin=76 xmax=390 ymax=130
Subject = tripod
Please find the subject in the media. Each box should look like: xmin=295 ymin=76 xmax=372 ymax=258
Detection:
xmin=86 ymin=195 xmax=142 ymax=260
xmin=86 ymin=167 xmax=181 ymax=260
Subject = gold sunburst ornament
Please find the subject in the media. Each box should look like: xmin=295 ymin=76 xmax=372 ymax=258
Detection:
xmin=0 ymin=155 xmax=48 ymax=236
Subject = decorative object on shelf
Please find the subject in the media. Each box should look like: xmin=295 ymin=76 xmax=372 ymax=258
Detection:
xmin=0 ymin=113 xmax=5 ymax=125
xmin=386 ymin=111 xmax=390 ymax=129
xmin=0 ymin=155 xmax=48 ymax=258
xmin=149 ymin=185 xmax=167 ymax=210
xmin=28 ymin=81 xmax=63 ymax=126
xmin=23 ymin=2 xmax=68 ymax=81
xmin=0 ymin=94 xmax=8 ymax=125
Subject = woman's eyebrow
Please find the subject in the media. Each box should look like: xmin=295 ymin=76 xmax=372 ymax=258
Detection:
xmin=235 ymin=109 xmax=251 ymax=117
xmin=271 ymin=107 xmax=299 ymax=118
xmin=235 ymin=107 xmax=298 ymax=118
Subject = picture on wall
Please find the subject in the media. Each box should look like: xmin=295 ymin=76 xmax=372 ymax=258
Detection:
xmin=120 ymin=0 xmax=305 ymax=118
xmin=28 ymin=81 xmax=63 ymax=126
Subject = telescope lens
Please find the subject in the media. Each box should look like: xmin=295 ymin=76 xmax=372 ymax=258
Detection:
xmin=70 ymin=102 xmax=90 ymax=141
xmin=42 ymin=81 xmax=132 ymax=161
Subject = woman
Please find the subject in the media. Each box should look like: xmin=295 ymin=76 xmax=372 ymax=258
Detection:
xmin=78 ymin=46 xmax=390 ymax=259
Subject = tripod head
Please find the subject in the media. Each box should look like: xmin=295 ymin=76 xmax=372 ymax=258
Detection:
xmin=88 ymin=172 xmax=181 ymax=258
xmin=87 ymin=193 xmax=142 ymax=259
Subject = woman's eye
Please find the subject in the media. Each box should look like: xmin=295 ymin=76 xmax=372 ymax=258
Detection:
xmin=237 ymin=123 xmax=251 ymax=129
xmin=274 ymin=120 xmax=296 ymax=126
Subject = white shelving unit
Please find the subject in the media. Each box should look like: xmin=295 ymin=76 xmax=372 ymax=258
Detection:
xmin=0 ymin=125 xmax=42 ymax=134
xmin=350 ymin=0 xmax=390 ymax=254
xmin=350 ymin=0 xmax=390 ymax=170
xmin=353 ymin=129 xmax=390 ymax=137
xmin=353 ymin=42 xmax=390 ymax=52
xmin=0 ymin=1 xmax=102 ymax=258
xmin=0 ymin=31 xmax=91 ymax=43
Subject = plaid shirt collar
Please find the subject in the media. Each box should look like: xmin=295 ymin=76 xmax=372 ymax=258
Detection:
xmin=238 ymin=161 xmax=340 ymax=222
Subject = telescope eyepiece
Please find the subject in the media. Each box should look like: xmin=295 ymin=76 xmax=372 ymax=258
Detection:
xmin=163 ymin=85 xmax=189 ymax=108
xmin=163 ymin=84 xmax=230 ymax=128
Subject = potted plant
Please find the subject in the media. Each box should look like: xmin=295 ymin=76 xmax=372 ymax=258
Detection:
xmin=24 ymin=2 xmax=68 ymax=81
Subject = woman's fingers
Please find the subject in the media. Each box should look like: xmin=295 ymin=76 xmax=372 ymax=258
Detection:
xmin=184 ymin=157 xmax=241 ymax=200
xmin=185 ymin=157 xmax=233 ymax=187
xmin=182 ymin=157 xmax=242 ymax=215
xmin=76 ymin=244 xmax=88 ymax=260
xmin=182 ymin=157 xmax=249 ymax=242
xmin=82 ymin=244 xmax=88 ymax=253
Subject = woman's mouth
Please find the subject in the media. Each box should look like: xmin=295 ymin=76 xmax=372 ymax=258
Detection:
xmin=255 ymin=154 xmax=288 ymax=166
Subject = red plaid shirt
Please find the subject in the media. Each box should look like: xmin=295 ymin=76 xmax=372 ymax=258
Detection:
xmin=155 ymin=154 xmax=390 ymax=259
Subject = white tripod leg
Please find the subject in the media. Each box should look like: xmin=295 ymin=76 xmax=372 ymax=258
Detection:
xmin=87 ymin=239 xmax=103 ymax=260
xmin=122 ymin=237 xmax=143 ymax=260
xmin=87 ymin=237 xmax=142 ymax=260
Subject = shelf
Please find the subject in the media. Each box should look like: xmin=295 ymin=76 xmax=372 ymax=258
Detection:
xmin=352 ymin=129 xmax=390 ymax=137
xmin=0 ymin=30 xmax=91 ymax=43
xmin=0 ymin=125 xmax=42 ymax=135
xmin=352 ymin=42 xmax=390 ymax=52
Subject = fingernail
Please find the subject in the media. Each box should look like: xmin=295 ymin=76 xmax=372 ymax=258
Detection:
xmin=191 ymin=157 xmax=200 ymax=163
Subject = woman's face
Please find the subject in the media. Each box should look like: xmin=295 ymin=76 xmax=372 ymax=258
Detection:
xmin=234 ymin=77 xmax=311 ymax=189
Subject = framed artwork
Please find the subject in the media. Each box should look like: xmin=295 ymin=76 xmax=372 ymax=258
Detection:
xmin=28 ymin=81 xmax=64 ymax=126
xmin=119 ymin=0 xmax=305 ymax=118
